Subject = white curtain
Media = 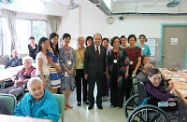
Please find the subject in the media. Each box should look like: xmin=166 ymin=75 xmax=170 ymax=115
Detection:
xmin=2 ymin=9 xmax=17 ymax=55
xmin=47 ymin=15 xmax=62 ymax=33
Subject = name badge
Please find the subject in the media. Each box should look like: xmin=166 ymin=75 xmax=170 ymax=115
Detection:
xmin=130 ymin=61 xmax=133 ymax=65
xmin=67 ymin=60 xmax=72 ymax=65
xmin=113 ymin=59 xmax=117 ymax=63
xmin=142 ymin=48 xmax=144 ymax=50
xmin=65 ymin=72 xmax=69 ymax=77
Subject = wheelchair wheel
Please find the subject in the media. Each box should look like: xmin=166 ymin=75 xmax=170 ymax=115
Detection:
xmin=124 ymin=94 xmax=139 ymax=118
xmin=130 ymin=87 xmax=138 ymax=96
xmin=127 ymin=105 xmax=169 ymax=122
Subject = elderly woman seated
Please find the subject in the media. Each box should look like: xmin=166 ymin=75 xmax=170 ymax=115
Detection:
xmin=0 ymin=56 xmax=35 ymax=97
xmin=145 ymin=68 xmax=186 ymax=121
xmin=14 ymin=77 xmax=60 ymax=122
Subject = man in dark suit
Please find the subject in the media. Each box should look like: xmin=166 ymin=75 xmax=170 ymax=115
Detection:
xmin=84 ymin=33 xmax=106 ymax=110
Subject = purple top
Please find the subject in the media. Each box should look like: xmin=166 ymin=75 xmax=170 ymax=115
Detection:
xmin=145 ymin=82 xmax=172 ymax=101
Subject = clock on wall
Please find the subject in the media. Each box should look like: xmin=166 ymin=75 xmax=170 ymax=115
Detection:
xmin=0 ymin=0 xmax=14 ymax=4
xmin=106 ymin=17 xmax=114 ymax=24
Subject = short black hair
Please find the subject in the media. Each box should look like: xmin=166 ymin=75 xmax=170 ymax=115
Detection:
xmin=62 ymin=33 xmax=71 ymax=40
xmin=29 ymin=36 xmax=35 ymax=40
xmin=85 ymin=36 xmax=93 ymax=46
xmin=120 ymin=35 xmax=126 ymax=39
xmin=110 ymin=36 xmax=121 ymax=46
xmin=148 ymin=68 xmax=161 ymax=77
xmin=102 ymin=38 xmax=109 ymax=43
xmin=139 ymin=34 xmax=147 ymax=42
xmin=127 ymin=34 xmax=137 ymax=43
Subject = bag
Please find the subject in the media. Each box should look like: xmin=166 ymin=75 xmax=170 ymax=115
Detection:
xmin=4 ymin=79 xmax=14 ymax=88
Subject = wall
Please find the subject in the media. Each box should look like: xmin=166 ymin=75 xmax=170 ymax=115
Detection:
xmin=59 ymin=2 xmax=187 ymax=39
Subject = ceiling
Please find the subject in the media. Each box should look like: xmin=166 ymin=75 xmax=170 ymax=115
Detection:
xmin=90 ymin=0 xmax=187 ymax=16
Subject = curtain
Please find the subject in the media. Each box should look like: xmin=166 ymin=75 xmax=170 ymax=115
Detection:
xmin=2 ymin=9 xmax=17 ymax=55
xmin=47 ymin=15 xmax=62 ymax=33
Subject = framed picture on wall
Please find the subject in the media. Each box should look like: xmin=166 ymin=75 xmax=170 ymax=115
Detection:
xmin=145 ymin=38 xmax=156 ymax=56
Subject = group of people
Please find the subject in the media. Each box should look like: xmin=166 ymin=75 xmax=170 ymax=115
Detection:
xmin=5 ymin=32 xmax=185 ymax=121
xmin=1 ymin=33 xmax=152 ymax=110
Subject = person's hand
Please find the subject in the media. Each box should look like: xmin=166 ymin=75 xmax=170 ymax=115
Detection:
xmin=125 ymin=72 xmax=129 ymax=78
xmin=57 ymin=66 xmax=61 ymax=72
xmin=43 ymin=81 xmax=47 ymax=87
xmin=67 ymin=70 xmax=73 ymax=75
xmin=132 ymin=70 xmax=137 ymax=75
xmin=170 ymin=86 xmax=175 ymax=94
xmin=84 ymin=74 xmax=88 ymax=80
xmin=15 ymin=80 xmax=19 ymax=86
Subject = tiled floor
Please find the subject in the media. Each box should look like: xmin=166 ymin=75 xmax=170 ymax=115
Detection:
xmin=64 ymin=89 xmax=126 ymax=122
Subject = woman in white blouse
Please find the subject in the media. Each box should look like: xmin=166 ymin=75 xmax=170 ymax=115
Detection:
xmin=36 ymin=37 xmax=50 ymax=89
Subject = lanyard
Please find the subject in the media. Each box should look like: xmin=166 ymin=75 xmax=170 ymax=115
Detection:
xmin=65 ymin=47 xmax=70 ymax=59
xmin=113 ymin=51 xmax=120 ymax=59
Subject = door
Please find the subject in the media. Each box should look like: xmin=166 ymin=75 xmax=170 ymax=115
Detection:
xmin=161 ymin=26 xmax=187 ymax=68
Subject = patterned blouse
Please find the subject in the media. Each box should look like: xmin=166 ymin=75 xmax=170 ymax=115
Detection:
xmin=125 ymin=47 xmax=141 ymax=69
xmin=59 ymin=47 xmax=76 ymax=74
xmin=107 ymin=48 xmax=129 ymax=77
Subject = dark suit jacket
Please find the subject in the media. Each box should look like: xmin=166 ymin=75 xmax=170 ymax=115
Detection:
xmin=83 ymin=45 xmax=106 ymax=79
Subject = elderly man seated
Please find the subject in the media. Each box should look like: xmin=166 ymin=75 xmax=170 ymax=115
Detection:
xmin=137 ymin=63 xmax=154 ymax=83
xmin=5 ymin=49 xmax=22 ymax=68
xmin=14 ymin=77 xmax=60 ymax=122
xmin=0 ymin=56 xmax=35 ymax=97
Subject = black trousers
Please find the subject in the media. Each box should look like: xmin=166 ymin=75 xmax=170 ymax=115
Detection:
xmin=75 ymin=69 xmax=88 ymax=102
xmin=110 ymin=74 xmax=125 ymax=107
xmin=88 ymin=72 xmax=103 ymax=106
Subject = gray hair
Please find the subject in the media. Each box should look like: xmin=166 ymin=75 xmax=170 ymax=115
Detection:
xmin=27 ymin=77 xmax=43 ymax=91
xmin=143 ymin=63 xmax=154 ymax=71
xmin=22 ymin=56 xmax=33 ymax=64
xmin=12 ymin=49 xmax=17 ymax=53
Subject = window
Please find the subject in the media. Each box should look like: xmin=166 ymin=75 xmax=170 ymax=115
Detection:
xmin=0 ymin=18 xmax=47 ymax=55
xmin=32 ymin=20 xmax=47 ymax=42
xmin=16 ymin=19 xmax=31 ymax=53
xmin=16 ymin=19 xmax=47 ymax=54
xmin=2 ymin=18 xmax=11 ymax=55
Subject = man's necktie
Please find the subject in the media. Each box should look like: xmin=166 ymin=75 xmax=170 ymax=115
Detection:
xmin=96 ymin=46 xmax=99 ymax=56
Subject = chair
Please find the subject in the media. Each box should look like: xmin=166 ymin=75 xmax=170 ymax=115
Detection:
xmin=0 ymin=94 xmax=17 ymax=115
xmin=0 ymin=55 xmax=9 ymax=70
xmin=53 ymin=94 xmax=65 ymax=122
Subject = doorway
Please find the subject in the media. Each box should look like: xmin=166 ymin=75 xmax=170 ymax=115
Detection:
xmin=160 ymin=24 xmax=187 ymax=68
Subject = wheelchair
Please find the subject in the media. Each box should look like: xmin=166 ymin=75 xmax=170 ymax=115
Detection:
xmin=125 ymin=81 xmax=180 ymax=122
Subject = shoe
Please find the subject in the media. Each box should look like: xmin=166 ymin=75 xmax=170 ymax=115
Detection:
xmin=97 ymin=105 xmax=103 ymax=110
xmin=66 ymin=104 xmax=73 ymax=109
xmin=77 ymin=102 xmax=81 ymax=106
xmin=88 ymin=105 xmax=93 ymax=110
xmin=84 ymin=101 xmax=89 ymax=105
xmin=109 ymin=105 xmax=114 ymax=108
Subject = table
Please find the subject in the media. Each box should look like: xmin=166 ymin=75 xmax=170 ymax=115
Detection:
xmin=0 ymin=64 xmax=36 ymax=82
xmin=0 ymin=115 xmax=52 ymax=122
xmin=0 ymin=66 xmax=23 ymax=82
xmin=160 ymin=68 xmax=187 ymax=104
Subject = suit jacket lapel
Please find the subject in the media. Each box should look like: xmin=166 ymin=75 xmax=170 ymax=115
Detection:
xmin=91 ymin=45 xmax=97 ymax=57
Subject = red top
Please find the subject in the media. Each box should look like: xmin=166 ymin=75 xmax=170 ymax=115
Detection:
xmin=125 ymin=47 xmax=141 ymax=69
